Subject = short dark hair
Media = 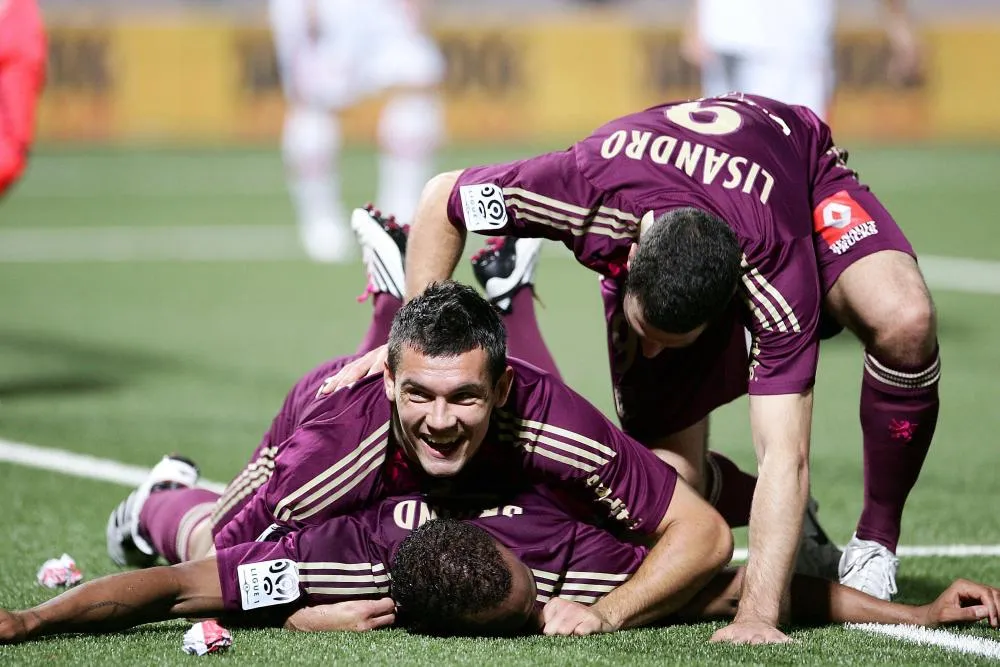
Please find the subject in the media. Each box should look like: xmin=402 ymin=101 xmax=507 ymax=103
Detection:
xmin=625 ymin=207 xmax=741 ymax=333
xmin=391 ymin=519 xmax=512 ymax=636
xmin=388 ymin=280 xmax=507 ymax=385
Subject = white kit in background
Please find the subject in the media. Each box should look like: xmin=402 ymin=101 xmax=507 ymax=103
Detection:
xmin=270 ymin=0 xmax=445 ymax=262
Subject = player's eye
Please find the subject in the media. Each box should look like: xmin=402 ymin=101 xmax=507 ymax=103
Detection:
xmin=451 ymin=393 xmax=481 ymax=405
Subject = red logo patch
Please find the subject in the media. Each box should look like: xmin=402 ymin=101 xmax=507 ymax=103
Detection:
xmin=813 ymin=191 xmax=878 ymax=254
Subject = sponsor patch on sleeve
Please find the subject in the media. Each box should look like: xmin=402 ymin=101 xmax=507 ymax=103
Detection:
xmin=813 ymin=190 xmax=879 ymax=255
xmin=459 ymin=183 xmax=509 ymax=231
xmin=237 ymin=558 xmax=301 ymax=610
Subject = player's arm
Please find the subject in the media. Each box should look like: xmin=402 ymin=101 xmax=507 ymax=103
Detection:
xmin=711 ymin=390 xmax=812 ymax=642
xmin=405 ymin=170 xmax=467 ymax=300
xmin=683 ymin=568 xmax=1000 ymax=629
xmin=588 ymin=477 xmax=732 ymax=631
xmin=0 ymin=558 xmax=223 ymax=643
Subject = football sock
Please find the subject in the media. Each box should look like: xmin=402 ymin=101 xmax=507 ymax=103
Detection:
xmin=856 ymin=348 xmax=940 ymax=552
xmin=283 ymin=105 xmax=346 ymax=232
xmin=706 ymin=451 xmax=757 ymax=527
xmin=503 ymin=287 xmax=562 ymax=378
xmin=376 ymin=92 xmax=443 ymax=222
xmin=139 ymin=488 xmax=220 ymax=564
xmin=357 ymin=293 xmax=403 ymax=354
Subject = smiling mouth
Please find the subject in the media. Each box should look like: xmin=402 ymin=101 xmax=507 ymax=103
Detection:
xmin=419 ymin=434 xmax=462 ymax=455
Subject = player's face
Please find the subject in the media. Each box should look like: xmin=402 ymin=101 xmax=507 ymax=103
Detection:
xmin=386 ymin=345 xmax=513 ymax=478
xmin=623 ymin=294 xmax=708 ymax=358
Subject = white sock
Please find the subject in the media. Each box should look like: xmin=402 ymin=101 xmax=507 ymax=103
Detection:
xmin=376 ymin=92 xmax=444 ymax=223
xmin=282 ymin=105 xmax=345 ymax=233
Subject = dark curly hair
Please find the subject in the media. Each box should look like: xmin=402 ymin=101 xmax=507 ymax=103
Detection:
xmin=390 ymin=519 xmax=512 ymax=636
xmin=388 ymin=280 xmax=508 ymax=385
xmin=625 ymin=207 xmax=742 ymax=334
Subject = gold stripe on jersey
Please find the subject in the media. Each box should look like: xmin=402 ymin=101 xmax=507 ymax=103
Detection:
xmin=531 ymin=568 xmax=559 ymax=581
xmin=557 ymin=594 xmax=601 ymax=604
xmin=211 ymin=467 xmax=273 ymax=526
xmin=503 ymin=186 xmax=639 ymax=227
xmin=516 ymin=418 xmax=618 ymax=459
xmin=504 ymin=192 xmax=635 ymax=232
xmin=303 ymin=585 xmax=391 ymax=596
xmin=739 ymin=256 xmax=801 ymax=333
xmin=215 ymin=446 xmax=278 ymax=510
xmin=299 ymin=573 xmax=391 ymax=584
xmin=214 ymin=458 xmax=276 ymax=517
xmin=283 ymin=439 xmax=388 ymax=522
xmin=535 ymin=581 xmax=556 ymax=593
xmin=273 ymin=421 xmax=389 ymax=522
xmin=497 ymin=429 xmax=609 ymax=470
xmin=565 ymin=571 xmax=631 ymax=582
xmin=510 ymin=208 xmax=635 ymax=241
xmin=299 ymin=562 xmax=386 ymax=572
xmin=559 ymin=582 xmax=618 ymax=593
xmin=175 ymin=502 xmax=215 ymax=562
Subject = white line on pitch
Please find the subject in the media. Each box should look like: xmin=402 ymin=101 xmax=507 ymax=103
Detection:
xmin=847 ymin=623 xmax=1000 ymax=660
xmin=0 ymin=437 xmax=226 ymax=493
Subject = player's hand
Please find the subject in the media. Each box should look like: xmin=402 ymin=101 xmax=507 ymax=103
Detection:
xmin=283 ymin=598 xmax=396 ymax=632
xmin=710 ymin=618 xmax=792 ymax=644
xmin=0 ymin=609 xmax=27 ymax=644
xmin=317 ymin=345 xmax=389 ymax=396
xmin=541 ymin=598 xmax=616 ymax=636
xmin=921 ymin=579 xmax=1000 ymax=628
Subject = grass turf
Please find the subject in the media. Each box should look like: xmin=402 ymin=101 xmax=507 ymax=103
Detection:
xmin=1 ymin=142 xmax=999 ymax=664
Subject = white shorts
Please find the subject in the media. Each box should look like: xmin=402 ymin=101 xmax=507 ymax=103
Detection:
xmin=701 ymin=51 xmax=834 ymax=121
xmin=269 ymin=0 xmax=445 ymax=109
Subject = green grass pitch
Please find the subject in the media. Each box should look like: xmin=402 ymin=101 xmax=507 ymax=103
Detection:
xmin=1 ymin=141 xmax=1000 ymax=664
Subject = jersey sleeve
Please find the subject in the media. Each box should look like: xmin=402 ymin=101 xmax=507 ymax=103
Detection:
xmin=213 ymin=420 xmax=390 ymax=548
xmin=215 ymin=516 xmax=389 ymax=614
xmin=741 ymin=238 xmax=822 ymax=395
xmin=446 ymin=149 xmax=639 ymax=276
xmin=505 ymin=366 xmax=679 ymax=535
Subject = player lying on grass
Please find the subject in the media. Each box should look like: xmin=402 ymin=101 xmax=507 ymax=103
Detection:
xmin=105 ymin=279 xmax=733 ymax=635
xmin=341 ymin=92 xmax=943 ymax=642
xmin=2 ymin=483 xmax=998 ymax=643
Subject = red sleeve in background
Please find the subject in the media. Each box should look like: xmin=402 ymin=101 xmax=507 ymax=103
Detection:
xmin=0 ymin=0 xmax=46 ymax=195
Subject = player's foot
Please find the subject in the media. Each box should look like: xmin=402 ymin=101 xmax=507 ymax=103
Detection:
xmin=351 ymin=205 xmax=408 ymax=300
xmin=795 ymin=498 xmax=843 ymax=581
xmin=301 ymin=218 xmax=353 ymax=264
xmin=839 ymin=533 xmax=900 ymax=600
xmin=471 ymin=237 xmax=543 ymax=313
xmin=106 ymin=455 xmax=199 ymax=568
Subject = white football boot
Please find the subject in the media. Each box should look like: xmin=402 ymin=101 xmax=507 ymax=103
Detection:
xmin=350 ymin=205 xmax=408 ymax=300
xmin=470 ymin=237 xmax=543 ymax=313
xmin=106 ymin=455 xmax=199 ymax=567
xmin=839 ymin=533 xmax=900 ymax=601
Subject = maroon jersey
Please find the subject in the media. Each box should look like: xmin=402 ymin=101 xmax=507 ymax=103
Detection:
xmin=448 ymin=94 xmax=846 ymax=398
xmin=212 ymin=356 xmax=678 ymax=548
xmin=216 ymin=490 xmax=647 ymax=614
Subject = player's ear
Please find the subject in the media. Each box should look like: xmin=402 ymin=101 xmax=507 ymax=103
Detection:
xmin=383 ymin=361 xmax=396 ymax=401
xmin=626 ymin=243 xmax=638 ymax=271
xmin=494 ymin=366 xmax=514 ymax=407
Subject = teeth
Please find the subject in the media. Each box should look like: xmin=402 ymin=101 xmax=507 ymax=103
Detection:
xmin=423 ymin=436 xmax=459 ymax=446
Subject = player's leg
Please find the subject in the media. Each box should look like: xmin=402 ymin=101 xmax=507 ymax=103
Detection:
xmin=270 ymin=0 xmax=352 ymax=263
xmin=814 ymin=178 xmax=937 ymax=599
xmin=106 ymin=455 xmax=203 ymax=567
xmin=471 ymin=237 xmax=561 ymax=377
xmin=738 ymin=51 xmax=834 ymax=120
xmin=351 ymin=206 xmax=407 ymax=353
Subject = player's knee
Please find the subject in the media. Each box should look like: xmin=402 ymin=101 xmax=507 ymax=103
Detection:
xmin=283 ymin=106 xmax=340 ymax=164
xmin=378 ymin=92 xmax=444 ymax=158
xmin=874 ymin=296 xmax=937 ymax=366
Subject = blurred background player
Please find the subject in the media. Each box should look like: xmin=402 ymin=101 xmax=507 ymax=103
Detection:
xmin=681 ymin=0 xmax=922 ymax=119
xmin=270 ymin=0 xmax=445 ymax=262
xmin=0 ymin=0 xmax=45 ymax=197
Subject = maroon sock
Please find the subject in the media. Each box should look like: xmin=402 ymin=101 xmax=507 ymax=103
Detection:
xmin=356 ymin=293 xmax=403 ymax=354
xmin=856 ymin=349 xmax=940 ymax=552
xmin=139 ymin=488 xmax=220 ymax=564
xmin=502 ymin=287 xmax=561 ymax=378
xmin=706 ymin=451 xmax=757 ymax=528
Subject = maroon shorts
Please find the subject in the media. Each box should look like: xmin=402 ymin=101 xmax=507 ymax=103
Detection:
xmin=211 ymin=355 xmax=356 ymax=536
xmin=603 ymin=279 xmax=749 ymax=442
xmin=812 ymin=166 xmax=916 ymax=338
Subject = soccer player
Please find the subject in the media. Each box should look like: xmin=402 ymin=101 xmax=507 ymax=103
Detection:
xmin=3 ymin=485 xmax=998 ymax=642
xmin=107 ymin=279 xmax=733 ymax=634
xmin=681 ymin=0 xmax=922 ymax=120
xmin=385 ymin=92 xmax=941 ymax=643
xmin=0 ymin=0 xmax=46 ymax=196
xmin=270 ymin=0 xmax=444 ymax=262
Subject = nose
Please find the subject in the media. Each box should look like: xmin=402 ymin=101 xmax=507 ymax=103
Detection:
xmin=640 ymin=337 xmax=666 ymax=359
xmin=425 ymin=398 xmax=457 ymax=431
